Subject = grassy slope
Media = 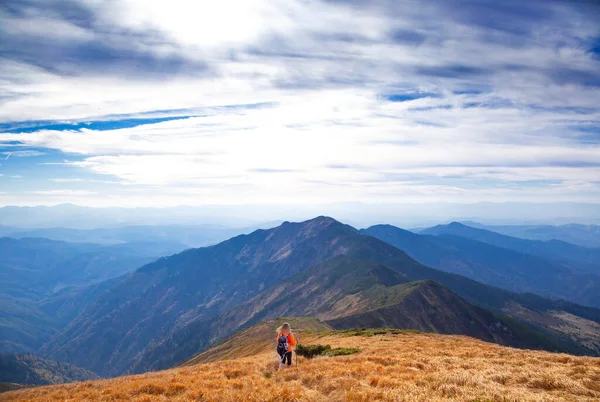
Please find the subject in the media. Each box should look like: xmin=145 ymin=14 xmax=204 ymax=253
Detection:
xmin=3 ymin=329 xmax=600 ymax=402
xmin=180 ymin=318 xmax=331 ymax=366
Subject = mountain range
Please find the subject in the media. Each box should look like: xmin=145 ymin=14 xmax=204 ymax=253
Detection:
xmin=421 ymin=222 xmax=600 ymax=272
xmin=362 ymin=224 xmax=600 ymax=307
xmin=38 ymin=217 xmax=600 ymax=378
xmin=462 ymin=221 xmax=600 ymax=248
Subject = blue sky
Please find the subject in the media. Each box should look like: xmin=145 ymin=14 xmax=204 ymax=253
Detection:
xmin=0 ymin=0 xmax=599 ymax=207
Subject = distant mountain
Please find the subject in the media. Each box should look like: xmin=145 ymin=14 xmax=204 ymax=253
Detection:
xmin=362 ymin=224 xmax=600 ymax=308
xmin=0 ymin=237 xmax=185 ymax=297
xmin=462 ymin=222 xmax=600 ymax=248
xmin=0 ymin=204 xmax=281 ymax=229
xmin=42 ymin=217 xmax=600 ymax=377
xmin=4 ymin=225 xmax=251 ymax=248
xmin=0 ymin=237 xmax=185 ymax=353
xmin=421 ymin=222 xmax=600 ymax=273
xmin=0 ymin=354 xmax=98 ymax=386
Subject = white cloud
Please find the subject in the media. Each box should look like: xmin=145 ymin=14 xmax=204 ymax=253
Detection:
xmin=49 ymin=178 xmax=83 ymax=182
xmin=1 ymin=1 xmax=598 ymax=122
xmin=29 ymin=190 xmax=97 ymax=196
xmin=1 ymin=0 xmax=599 ymax=206
xmin=2 ymin=150 xmax=45 ymax=157
xmin=1 ymin=89 xmax=599 ymax=204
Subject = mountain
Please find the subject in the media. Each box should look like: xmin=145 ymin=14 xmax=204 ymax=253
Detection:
xmin=5 ymin=322 xmax=600 ymax=401
xmin=42 ymin=217 xmax=600 ymax=377
xmin=0 ymin=237 xmax=185 ymax=353
xmin=40 ymin=217 xmax=360 ymax=376
xmin=421 ymin=222 xmax=600 ymax=273
xmin=0 ymin=354 xmax=98 ymax=386
xmin=463 ymin=222 xmax=600 ymax=248
xmin=362 ymin=224 xmax=600 ymax=308
xmin=130 ymin=256 xmax=549 ymax=374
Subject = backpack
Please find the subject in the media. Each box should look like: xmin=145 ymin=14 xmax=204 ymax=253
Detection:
xmin=277 ymin=333 xmax=289 ymax=356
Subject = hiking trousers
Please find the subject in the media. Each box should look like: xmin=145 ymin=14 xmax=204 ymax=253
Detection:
xmin=280 ymin=351 xmax=292 ymax=366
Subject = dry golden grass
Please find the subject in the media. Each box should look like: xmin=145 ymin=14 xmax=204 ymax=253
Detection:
xmin=3 ymin=331 xmax=600 ymax=402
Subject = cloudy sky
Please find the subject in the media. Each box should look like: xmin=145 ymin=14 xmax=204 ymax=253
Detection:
xmin=0 ymin=0 xmax=599 ymax=207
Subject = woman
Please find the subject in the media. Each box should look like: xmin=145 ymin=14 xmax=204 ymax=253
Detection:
xmin=276 ymin=322 xmax=297 ymax=368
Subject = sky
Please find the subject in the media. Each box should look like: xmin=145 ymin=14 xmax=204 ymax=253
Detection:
xmin=0 ymin=0 xmax=599 ymax=208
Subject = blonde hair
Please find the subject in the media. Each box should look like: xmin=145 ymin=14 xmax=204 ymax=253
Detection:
xmin=276 ymin=322 xmax=291 ymax=334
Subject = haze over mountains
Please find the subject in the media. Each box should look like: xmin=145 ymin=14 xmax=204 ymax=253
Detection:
xmin=1 ymin=203 xmax=599 ymax=230
xmin=2 ymin=215 xmax=600 ymax=388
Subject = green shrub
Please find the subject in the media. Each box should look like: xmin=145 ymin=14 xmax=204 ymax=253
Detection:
xmin=296 ymin=344 xmax=332 ymax=358
xmin=296 ymin=344 xmax=360 ymax=359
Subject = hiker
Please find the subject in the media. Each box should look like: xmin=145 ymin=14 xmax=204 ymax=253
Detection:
xmin=276 ymin=322 xmax=297 ymax=369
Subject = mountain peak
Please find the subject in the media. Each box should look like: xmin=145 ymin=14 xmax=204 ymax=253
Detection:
xmin=273 ymin=216 xmax=358 ymax=239
xmin=447 ymin=221 xmax=467 ymax=228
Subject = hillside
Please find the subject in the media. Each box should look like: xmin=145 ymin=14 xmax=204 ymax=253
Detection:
xmin=4 ymin=325 xmax=600 ymax=401
xmin=362 ymin=224 xmax=600 ymax=307
xmin=180 ymin=318 xmax=331 ymax=366
xmin=0 ymin=354 xmax=99 ymax=387
xmin=41 ymin=217 xmax=600 ymax=377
